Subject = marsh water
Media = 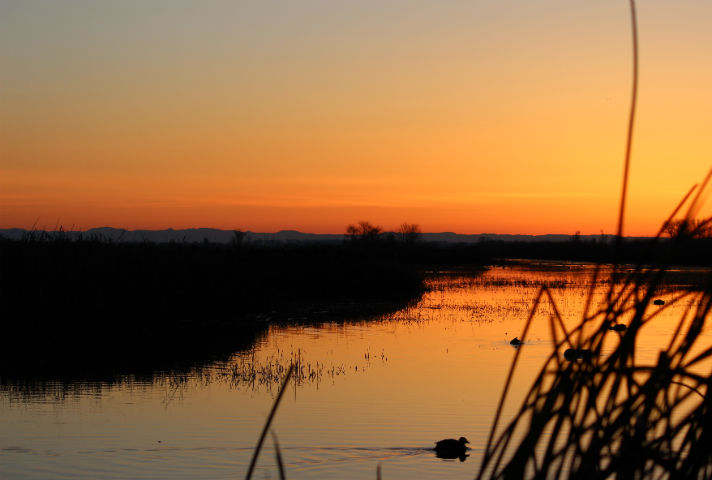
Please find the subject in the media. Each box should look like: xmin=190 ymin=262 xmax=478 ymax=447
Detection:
xmin=2 ymin=262 xmax=711 ymax=479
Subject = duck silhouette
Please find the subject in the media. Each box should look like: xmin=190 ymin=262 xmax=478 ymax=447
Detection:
xmin=609 ymin=324 xmax=627 ymax=332
xmin=653 ymin=299 xmax=665 ymax=306
xmin=434 ymin=437 xmax=469 ymax=461
xmin=510 ymin=337 xmax=522 ymax=346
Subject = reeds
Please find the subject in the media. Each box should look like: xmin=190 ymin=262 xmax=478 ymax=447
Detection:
xmin=476 ymin=249 xmax=712 ymax=477
xmin=477 ymin=1 xmax=712 ymax=476
xmin=226 ymin=346 xmax=350 ymax=390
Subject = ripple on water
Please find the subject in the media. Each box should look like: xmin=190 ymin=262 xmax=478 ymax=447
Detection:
xmin=267 ymin=445 xmax=478 ymax=480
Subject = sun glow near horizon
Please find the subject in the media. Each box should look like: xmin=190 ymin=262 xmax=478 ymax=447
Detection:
xmin=2 ymin=1 xmax=711 ymax=235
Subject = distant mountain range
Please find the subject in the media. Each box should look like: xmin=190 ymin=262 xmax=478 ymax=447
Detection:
xmin=0 ymin=227 xmax=645 ymax=244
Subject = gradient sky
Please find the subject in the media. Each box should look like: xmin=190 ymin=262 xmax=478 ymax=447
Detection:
xmin=2 ymin=0 xmax=711 ymax=234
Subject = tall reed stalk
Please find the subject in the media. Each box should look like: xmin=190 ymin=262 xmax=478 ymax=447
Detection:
xmin=477 ymin=1 xmax=712 ymax=476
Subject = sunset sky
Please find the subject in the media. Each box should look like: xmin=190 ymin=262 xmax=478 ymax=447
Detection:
xmin=2 ymin=0 xmax=711 ymax=235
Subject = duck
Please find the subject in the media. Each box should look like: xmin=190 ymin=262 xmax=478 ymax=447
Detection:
xmin=564 ymin=348 xmax=593 ymax=361
xmin=434 ymin=437 xmax=469 ymax=460
xmin=609 ymin=324 xmax=627 ymax=332
xmin=653 ymin=299 xmax=665 ymax=306
xmin=510 ymin=337 xmax=522 ymax=346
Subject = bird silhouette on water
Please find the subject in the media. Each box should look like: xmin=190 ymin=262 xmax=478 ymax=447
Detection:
xmin=510 ymin=337 xmax=522 ymax=346
xmin=434 ymin=437 xmax=469 ymax=461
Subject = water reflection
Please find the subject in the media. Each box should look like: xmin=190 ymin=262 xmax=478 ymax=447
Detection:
xmin=2 ymin=263 xmax=711 ymax=480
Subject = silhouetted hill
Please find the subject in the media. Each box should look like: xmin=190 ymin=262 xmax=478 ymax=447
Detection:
xmin=0 ymin=227 xmax=642 ymax=244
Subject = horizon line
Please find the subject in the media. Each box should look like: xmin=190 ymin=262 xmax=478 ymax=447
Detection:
xmin=0 ymin=226 xmax=652 ymax=238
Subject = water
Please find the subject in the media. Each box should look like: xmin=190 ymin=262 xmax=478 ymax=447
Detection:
xmin=2 ymin=262 xmax=710 ymax=479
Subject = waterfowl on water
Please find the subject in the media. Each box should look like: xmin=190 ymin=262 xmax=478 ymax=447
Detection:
xmin=510 ymin=337 xmax=522 ymax=346
xmin=564 ymin=348 xmax=593 ymax=361
xmin=654 ymin=299 xmax=665 ymax=306
xmin=609 ymin=324 xmax=627 ymax=332
xmin=434 ymin=437 xmax=469 ymax=460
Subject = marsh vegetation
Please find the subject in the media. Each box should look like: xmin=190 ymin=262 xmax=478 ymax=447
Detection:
xmin=0 ymin=231 xmax=427 ymax=377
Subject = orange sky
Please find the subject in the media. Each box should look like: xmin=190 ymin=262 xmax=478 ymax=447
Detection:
xmin=2 ymin=1 xmax=711 ymax=235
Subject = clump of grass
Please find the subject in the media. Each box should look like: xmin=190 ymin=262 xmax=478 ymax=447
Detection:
xmin=225 ymin=347 xmax=351 ymax=390
xmin=478 ymin=176 xmax=712 ymax=478
xmin=477 ymin=0 xmax=712 ymax=475
xmin=477 ymin=248 xmax=712 ymax=477
xmin=477 ymin=1 xmax=712 ymax=474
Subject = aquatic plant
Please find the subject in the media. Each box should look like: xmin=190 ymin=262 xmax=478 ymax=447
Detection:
xmin=225 ymin=345 xmax=356 ymax=391
xmin=477 ymin=207 xmax=712 ymax=477
xmin=477 ymin=1 xmax=712 ymax=476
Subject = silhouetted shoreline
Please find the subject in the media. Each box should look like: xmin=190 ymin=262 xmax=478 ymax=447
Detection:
xmin=0 ymin=227 xmax=634 ymax=244
xmin=0 ymin=234 xmax=427 ymax=379
xmin=3 ymin=232 xmax=712 ymax=380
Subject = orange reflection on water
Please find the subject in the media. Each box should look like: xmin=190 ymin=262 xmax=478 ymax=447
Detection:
xmin=232 ymin=262 xmax=712 ymax=477
xmin=3 ymin=263 xmax=711 ymax=479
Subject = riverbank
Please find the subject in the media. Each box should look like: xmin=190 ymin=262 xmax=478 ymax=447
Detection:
xmin=3 ymin=233 xmax=711 ymax=378
xmin=0 ymin=236 xmax=430 ymax=377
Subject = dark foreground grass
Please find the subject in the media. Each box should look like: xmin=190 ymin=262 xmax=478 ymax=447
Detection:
xmin=477 ymin=234 xmax=712 ymax=477
xmin=477 ymin=0 xmax=712 ymax=474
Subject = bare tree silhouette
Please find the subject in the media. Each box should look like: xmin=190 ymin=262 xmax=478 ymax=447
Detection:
xmin=397 ymin=223 xmax=422 ymax=244
xmin=345 ymin=221 xmax=383 ymax=242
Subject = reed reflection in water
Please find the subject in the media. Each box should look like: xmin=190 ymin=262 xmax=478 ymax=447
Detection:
xmin=2 ymin=263 xmax=710 ymax=479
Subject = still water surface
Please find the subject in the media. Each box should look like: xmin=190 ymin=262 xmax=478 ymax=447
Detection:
xmin=2 ymin=263 xmax=710 ymax=479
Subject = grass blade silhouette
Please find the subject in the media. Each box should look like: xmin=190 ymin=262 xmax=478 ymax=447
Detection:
xmin=615 ymin=0 xmax=639 ymax=241
xmin=245 ymin=363 xmax=294 ymax=480
xmin=271 ymin=430 xmax=287 ymax=480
